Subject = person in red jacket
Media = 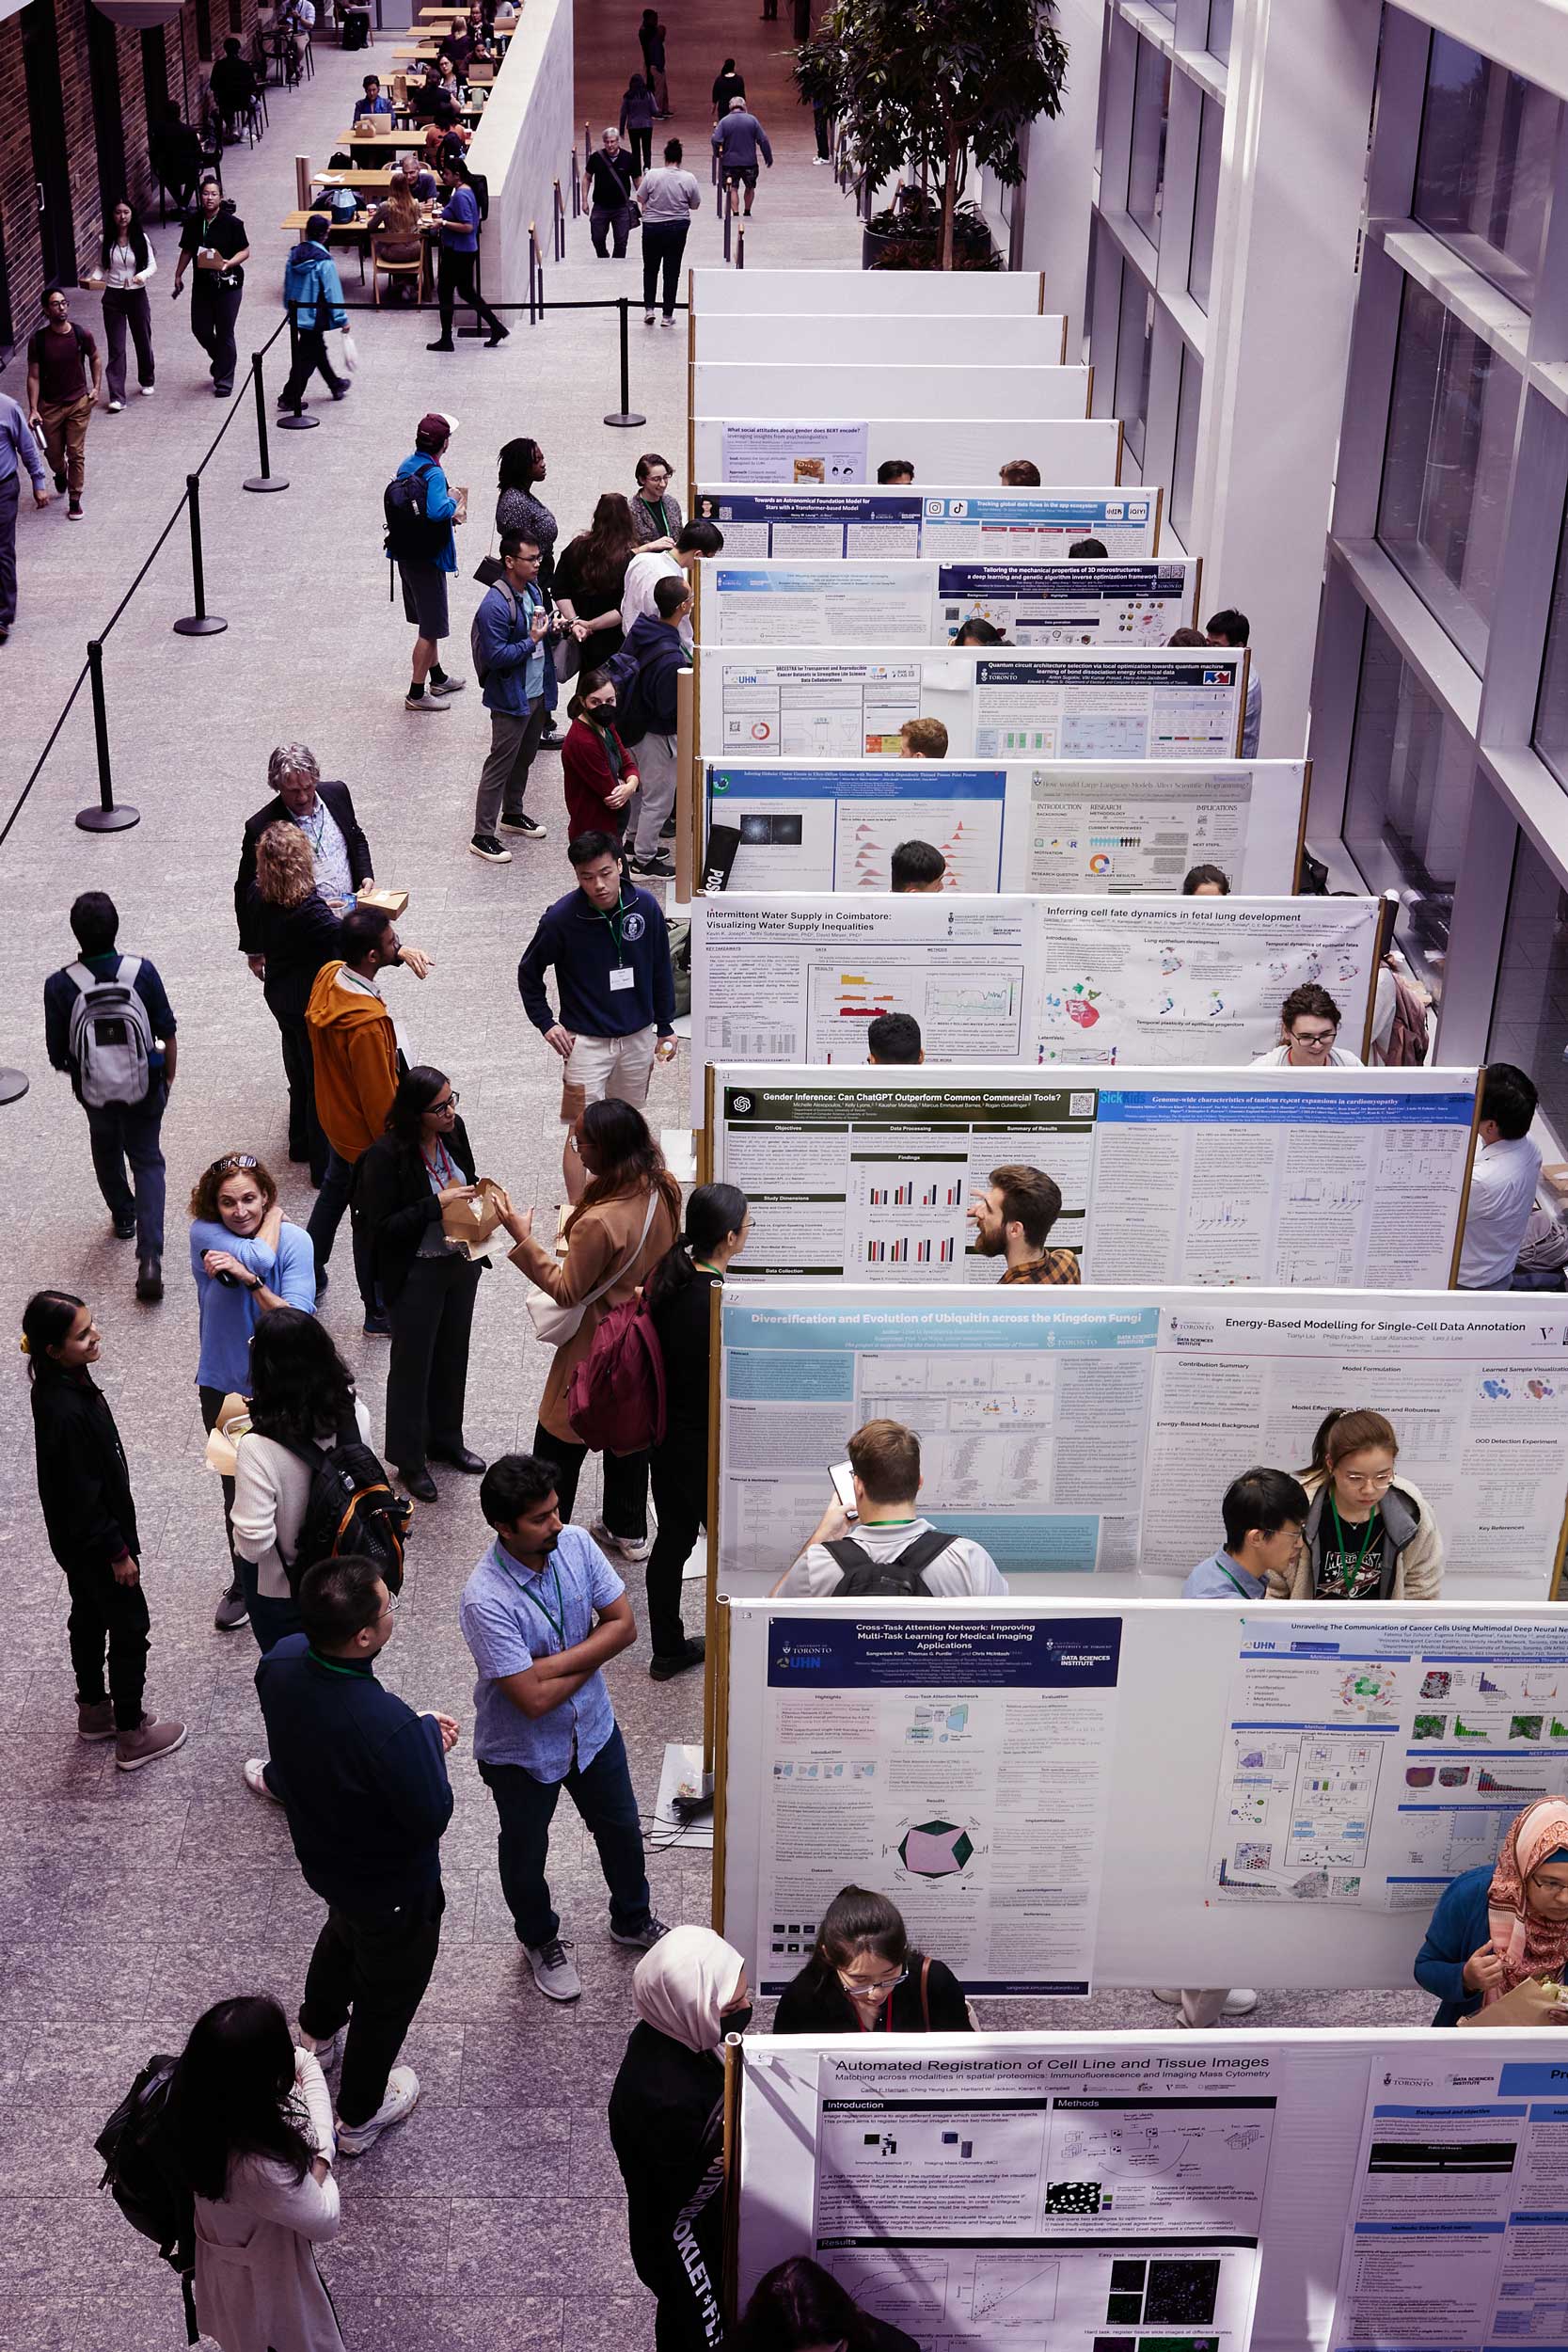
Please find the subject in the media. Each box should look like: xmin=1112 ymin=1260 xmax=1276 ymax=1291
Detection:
xmin=562 ymin=667 xmax=640 ymax=850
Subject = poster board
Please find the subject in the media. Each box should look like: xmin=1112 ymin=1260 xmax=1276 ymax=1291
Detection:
xmin=731 ymin=2024 xmax=1568 ymax=2352
xmin=691 ymin=484 xmax=1162 ymax=558
xmin=718 ymin=1600 xmax=1568 ymax=1990
xmin=687 ymin=893 xmax=1380 ymax=1120
xmin=692 ymin=360 xmax=1093 ymax=423
xmin=695 ymin=645 xmax=1248 ymax=764
xmin=691 ymin=311 xmax=1070 ymax=367
xmin=697 ymin=756 xmax=1307 ymax=895
xmin=698 ymin=557 xmax=1199 ymax=647
xmin=689 ymin=264 xmax=1049 ymax=315
xmin=713 ymin=1284 xmax=1568 ymax=1600
xmin=691 ymin=417 xmax=1125 ymax=489
xmin=705 ymin=1063 xmax=1481 ymax=1292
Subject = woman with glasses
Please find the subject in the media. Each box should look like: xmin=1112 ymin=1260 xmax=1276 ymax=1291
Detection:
xmin=189 ymin=1152 xmax=317 ymax=1633
xmin=772 ymin=1886 xmax=973 ymax=2035
xmin=1251 ymin=981 xmax=1364 ymax=1069
xmin=734 ymin=2256 xmax=920 ymax=2352
xmin=356 ymin=1066 xmax=487 ymax=1506
xmin=1268 ymin=1407 xmax=1444 ymax=1600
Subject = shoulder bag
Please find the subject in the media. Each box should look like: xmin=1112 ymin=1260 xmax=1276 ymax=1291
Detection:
xmin=526 ymin=1186 xmax=657 ymax=1347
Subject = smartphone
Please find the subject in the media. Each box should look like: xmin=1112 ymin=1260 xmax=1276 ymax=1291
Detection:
xmin=830 ymin=1461 xmax=857 ymax=1518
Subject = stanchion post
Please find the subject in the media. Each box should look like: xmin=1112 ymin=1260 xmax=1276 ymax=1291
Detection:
xmin=603 ymin=294 xmax=647 ymax=428
xmin=736 ymin=224 xmax=745 ymax=271
xmin=583 ymin=118 xmax=591 ymax=167
xmin=243 ymin=349 xmax=290 ymax=492
xmin=722 ymin=196 xmax=732 ymax=262
xmin=75 ymin=640 xmax=140 ymax=833
xmin=553 ymin=180 xmax=564 ymax=262
xmin=173 ymin=474 xmax=229 ymax=638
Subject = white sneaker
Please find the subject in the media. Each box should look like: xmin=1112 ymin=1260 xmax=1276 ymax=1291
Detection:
xmin=244 ymin=1756 xmax=284 ymax=1804
xmin=1150 ymin=1988 xmax=1180 ymax=2005
xmin=526 ymin=1936 xmax=582 ymax=2002
xmin=107 ymin=399 xmax=124 ymax=412
xmin=643 ymin=310 xmax=655 ymax=326
xmin=336 ymin=2066 xmax=420 ymax=2154
xmin=590 ymin=1517 xmax=651 ymax=1564
xmin=139 ymin=384 xmax=155 ymax=396
xmin=298 ymin=2025 xmax=344 ymax=2073
xmin=404 ymin=692 xmax=450 ymax=712
xmin=1222 ymin=1988 xmax=1259 ymax=2015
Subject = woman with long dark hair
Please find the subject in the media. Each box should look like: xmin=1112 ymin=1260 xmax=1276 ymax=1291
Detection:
xmin=618 ymin=71 xmax=657 ymax=174
xmin=84 ymin=199 xmax=155 ymax=408
xmin=24 ymin=1288 xmax=185 ymax=1770
xmin=553 ymin=491 xmax=641 ymax=673
xmin=231 ymin=1309 xmax=370 ymax=1661
xmin=710 ymin=56 xmax=744 ymax=119
xmin=498 ymin=1097 xmax=679 ymax=1555
xmin=356 ymin=1064 xmax=488 ymax=1504
xmin=167 ymin=1994 xmax=342 ymax=2352
xmin=251 ymin=821 xmax=344 ymax=1185
xmin=772 ymin=1885 xmax=973 ymax=2035
xmin=562 ymin=665 xmax=640 ymax=847
xmin=641 ymin=1184 xmax=748 ymax=1679
xmin=734 ymin=2257 xmax=920 ymax=2352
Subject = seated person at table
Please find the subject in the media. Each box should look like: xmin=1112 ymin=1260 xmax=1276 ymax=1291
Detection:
xmin=890 ymin=839 xmax=944 ymax=894
xmin=356 ymin=73 xmax=394 ymax=119
xmin=445 ymin=14 xmax=474 ymax=69
xmin=1183 ymin=862 xmax=1229 ymax=895
xmin=771 ymin=1420 xmax=1007 ymax=1599
xmin=865 ymin=1011 xmax=922 ymax=1066
xmin=394 ymin=152 xmax=440 ymax=203
xmin=412 ymin=67 xmax=451 ymax=122
xmin=368 ymin=173 xmax=426 ymax=286
xmin=210 ymin=39 xmax=258 ymax=140
xmin=1415 ymin=1800 xmax=1568 ymax=2026
xmin=1280 ymin=1406 xmax=1444 ymax=1600
xmin=967 ymin=1163 xmax=1080 ymax=1285
xmin=734 ymin=2256 xmax=921 ymax=2352
xmin=875 ymin=459 xmax=914 ymax=485
xmin=773 ymin=1887 xmax=973 ymax=2035
xmin=1181 ymin=1466 xmax=1308 ymax=1597
xmin=898 ymin=717 xmax=946 ymax=760
xmin=1251 ymin=982 xmax=1364 ymax=1069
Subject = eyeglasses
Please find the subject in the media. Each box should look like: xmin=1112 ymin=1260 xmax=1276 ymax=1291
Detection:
xmin=838 ymin=1967 xmax=907 ymax=1994
xmin=1288 ymin=1027 xmax=1338 ymax=1049
xmin=1338 ymin=1468 xmax=1396 ymax=1489
xmin=209 ymin=1154 xmax=260 ymax=1175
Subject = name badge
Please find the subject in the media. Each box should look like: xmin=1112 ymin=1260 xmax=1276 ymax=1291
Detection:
xmin=609 ymin=965 xmax=636 ymax=992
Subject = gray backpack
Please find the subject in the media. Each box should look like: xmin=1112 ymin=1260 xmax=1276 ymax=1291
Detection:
xmin=67 ymin=958 xmax=153 ymax=1107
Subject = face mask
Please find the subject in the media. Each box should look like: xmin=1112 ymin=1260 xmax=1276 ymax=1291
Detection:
xmin=590 ymin=703 xmax=614 ymax=725
xmin=721 ymin=2003 xmax=753 ymax=2037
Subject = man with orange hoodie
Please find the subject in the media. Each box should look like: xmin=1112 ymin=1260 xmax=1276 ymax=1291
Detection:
xmin=306 ymin=905 xmax=433 ymax=1332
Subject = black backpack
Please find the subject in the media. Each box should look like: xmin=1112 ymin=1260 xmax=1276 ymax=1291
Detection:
xmin=384 ymin=455 xmax=450 ymax=564
xmin=95 ymin=2056 xmax=199 ymax=2344
xmin=820 ymin=1527 xmax=956 ymax=1597
xmin=282 ymin=1416 xmax=412 ymax=1596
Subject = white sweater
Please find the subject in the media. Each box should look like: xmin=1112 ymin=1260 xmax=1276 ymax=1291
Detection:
xmin=230 ymin=1397 xmax=372 ymax=1598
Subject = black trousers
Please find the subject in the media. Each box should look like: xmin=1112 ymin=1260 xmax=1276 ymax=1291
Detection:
xmin=641 ymin=220 xmax=689 ymax=317
xmin=307 ymin=1148 xmax=377 ymax=1311
xmin=198 ymin=1384 xmax=241 ymax=1578
xmin=385 ymin=1253 xmax=482 ymax=1471
xmin=627 ymin=124 xmax=652 ymax=174
xmin=63 ymin=1554 xmax=150 ymax=1731
xmin=437 ymin=247 xmax=503 ymax=338
xmin=646 ymin=1444 xmax=705 ymax=1657
xmin=274 ymin=1011 xmax=326 ymax=1182
xmin=299 ymin=1882 xmax=444 ymax=2127
xmin=189 ymin=276 xmax=243 ymax=388
xmin=279 ymin=324 xmax=345 ymax=411
xmin=591 ymin=201 xmax=633 ymax=257
xmin=532 ymin=1420 xmax=649 ymax=1540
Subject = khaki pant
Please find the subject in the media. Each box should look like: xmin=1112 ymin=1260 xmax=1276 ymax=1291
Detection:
xmin=559 ymin=1024 xmax=656 ymax=1124
xmin=38 ymin=394 xmax=92 ymax=496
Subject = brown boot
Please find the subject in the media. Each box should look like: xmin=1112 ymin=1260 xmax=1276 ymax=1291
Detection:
xmin=77 ymin=1699 xmax=116 ymax=1741
xmin=115 ymin=1717 xmax=188 ymax=1772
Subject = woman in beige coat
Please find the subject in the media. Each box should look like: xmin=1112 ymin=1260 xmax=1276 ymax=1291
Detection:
xmin=168 ymin=1994 xmax=342 ymax=2352
xmin=499 ymin=1097 xmax=679 ymax=1561
xmin=1268 ymin=1406 xmax=1445 ymax=1600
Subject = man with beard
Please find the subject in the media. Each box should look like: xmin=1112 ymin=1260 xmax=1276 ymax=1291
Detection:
xmin=968 ymin=1163 xmax=1080 ymax=1284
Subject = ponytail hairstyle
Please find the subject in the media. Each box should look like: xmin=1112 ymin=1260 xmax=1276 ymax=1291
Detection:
xmin=21 ymin=1289 xmax=87 ymax=1381
xmin=566 ymin=663 xmax=615 ymax=723
xmin=644 ymin=1182 xmax=748 ymax=1309
xmin=1302 ymin=1406 xmax=1399 ymax=1480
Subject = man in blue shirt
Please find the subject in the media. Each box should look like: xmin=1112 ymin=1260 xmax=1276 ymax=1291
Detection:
xmin=470 ymin=530 xmax=553 ymax=863
xmin=426 ymin=154 xmax=507 ymax=351
xmin=44 ymin=891 xmax=178 ymax=1302
xmin=356 ymin=71 xmax=394 ymax=118
xmin=392 ymin=410 xmax=465 ymax=712
xmin=0 ymin=390 xmax=50 ymax=644
xmin=278 ymin=213 xmax=350 ymax=417
xmin=461 ymin=1453 xmax=669 ymax=2004
xmin=1180 ymin=1466 xmax=1307 ymax=1598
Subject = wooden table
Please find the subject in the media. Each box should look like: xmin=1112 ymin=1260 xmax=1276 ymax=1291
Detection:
xmin=311 ymin=167 xmax=407 ymax=192
xmin=332 ymin=126 xmax=438 ymax=152
xmin=279 ymin=206 xmax=439 ymax=293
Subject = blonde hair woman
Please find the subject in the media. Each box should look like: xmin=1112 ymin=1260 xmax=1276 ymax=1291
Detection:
xmin=252 ymin=820 xmax=348 ymax=1188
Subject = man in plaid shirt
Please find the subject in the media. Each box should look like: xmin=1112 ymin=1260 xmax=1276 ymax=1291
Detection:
xmin=968 ymin=1163 xmax=1081 ymax=1284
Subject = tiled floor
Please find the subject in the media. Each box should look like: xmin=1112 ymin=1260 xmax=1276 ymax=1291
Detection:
xmin=0 ymin=18 xmax=1429 ymax=2346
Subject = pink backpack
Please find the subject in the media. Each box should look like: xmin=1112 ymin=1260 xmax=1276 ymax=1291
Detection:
xmin=566 ymin=1297 xmax=668 ymax=1454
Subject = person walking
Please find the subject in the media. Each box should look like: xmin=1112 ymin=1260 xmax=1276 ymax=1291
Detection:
xmin=173 ymin=178 xmax=250 ymax=398
xmin=426 ymin=154 xmax=507 ymax=349
xmin=0 ymin=389 xmax=50 ymax=646
xmin=166 ymin=1997 xmax=344 ymax=2352
xmin=469 ymin=530 xmax=555 ymax=865
xmin=711 ymin=57 xmax=745 ymax=119
xmin=553 ymin=492 xmax=640 ymax=672
xmin=639 ymin=8 xmax=669 ymax=113
xmin=587 ymin=126 xmax=638 ymax=258
xmin=496 ymin=1099 xmax=679 ymax=1554
xmin=25 ymin=287 xmax=100 ymax=521
xmin=617 ymin=574 xmax=690 ymax=879
xmin=248 ymin=825 xmax=347 ymax=1184
xmin=356 ymin=1065 xmax=488 ymax=1503
xmin=43 ymin=889 xmax=177 ymax=1302
xmin=618 ymin=72 xmax=657 ymax=174
xmin=461 ymin=1453 xmax=671 ymax=2001
xmin=82 ymin=203 xmax=155 ymax=412
xmin=278 ymin=215 xmax=351 ymax=418
xmin=642 ymin=1184 xmax=749 ymax=1679
xmin=635 ymin=138 xmax=702 ymax=326
xmin=23 ymin=1289 xmax=186 ymax=1770
xmin=629 ymin=452 xmax=682 ymax=548
xmin=712 ymin=97 xmax=772 ymax=215
xmin=256 ymin=1552 xmax=456 ymax=2155
xmin=562 ymin=668 xmax=640 ymax=850
xmin=388 ymin=410 xmax=465 ymax=712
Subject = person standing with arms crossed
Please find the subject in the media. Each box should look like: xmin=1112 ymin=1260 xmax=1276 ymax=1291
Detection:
xmin=634 ymin=139 xmax=702 ymax=326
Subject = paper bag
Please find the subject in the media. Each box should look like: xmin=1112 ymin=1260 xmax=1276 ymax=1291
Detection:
xmin=203 ymin=1392 xmax=252 ymax=1478
xmin=442 ymin=1177 xmax=508 ymax=1259
xmin=1457 ymin=1976 xmax=1568 ymax=2027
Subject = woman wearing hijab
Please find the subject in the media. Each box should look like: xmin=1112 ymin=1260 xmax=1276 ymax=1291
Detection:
xmin=609 ymin=1925 xmax=750 ymax=2351
xmin=1415 ymin=1799 xmax=1568 ymax=2024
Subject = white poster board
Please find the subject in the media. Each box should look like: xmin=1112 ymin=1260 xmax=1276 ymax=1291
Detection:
xmin=702 ymin=757 xmax=1307 ymax=895
xmin=707 ymin=1065 xmax=1480 ymax=1291
xmin=693 ymin=417 xmax=1125 ymax=488
xmin=689 ymin=265 xmax=1049 ymax=316
xmin=696 ymin=360 xmax=1093 ymax=423
xmin=701 ymin=557 xmax=1198 ymax=647
xmin=692 ymin=312 xmax=1069 ymax=367
xmin=697 ymin=646 xmax=1247 ymax=762
xmin=692 ymin=485 xmax=1161 ymax=559
xmin=688 ymin=894 xmax=1379 ymax=1119
xmin=715 ymin=1285 xmax=1568 ymax=1598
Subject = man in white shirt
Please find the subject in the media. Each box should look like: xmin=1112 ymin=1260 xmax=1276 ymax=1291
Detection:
xmin=771 ymin=1419 xmax=1007 ymax=1599
xmin=1458 ymin=1063 xmax=1543 ymax=1290
xmin=619 ymin=516 xmax=723 ymax=648
xmin=1206 ymin=606 xmax=1260 ymax=758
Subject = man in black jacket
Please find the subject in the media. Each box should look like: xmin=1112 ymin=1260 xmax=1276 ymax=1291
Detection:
xmin=586 ymin=125 xmax=637 ymax=257
xmin=256 ymin=1551 xmax=457 ymax=2155
xmin=234 ymin=742 xmax=374 ymax=963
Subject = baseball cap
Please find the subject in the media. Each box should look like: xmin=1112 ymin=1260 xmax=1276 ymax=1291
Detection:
xmin=416 ymin=411 xmax=457 ymax=442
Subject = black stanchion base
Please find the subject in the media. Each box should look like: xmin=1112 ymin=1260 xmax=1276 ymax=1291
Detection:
xmin=604 ymin=409 xmax=647 ymax=428
xmin=173 ymin=615 xmax=229 ymax=637
xmin=75 ymin=803 xmax=141 ymax=833
xmin=0 ymin=1068 xmax=29 ymax=1106
xmin=243 ymin=474 xmax=291 ymax=493
xmin=277 ymin=412 xmax=320 ymax=432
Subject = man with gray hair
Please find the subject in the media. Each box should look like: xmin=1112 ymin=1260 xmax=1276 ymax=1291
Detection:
xmin=711 ymin=94 xmax=771 ymax=215
xmin=585 ymin=123 xmax=637 ymax=258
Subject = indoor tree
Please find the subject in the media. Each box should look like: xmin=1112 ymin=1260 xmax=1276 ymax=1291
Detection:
xmin=796 ymin=0 xmax=1069 ymax=271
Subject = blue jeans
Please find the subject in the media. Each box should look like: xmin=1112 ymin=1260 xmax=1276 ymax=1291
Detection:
xmin=85 ymin=1079 xmax=166 ymax=1253
xmin=478 ymin=1723 xmax=650 ymax=1947
xmin=238 ymin=1552 xmax=303 ymax=1656
xmin=306 ymin=1146 xmax=377 ymax=1311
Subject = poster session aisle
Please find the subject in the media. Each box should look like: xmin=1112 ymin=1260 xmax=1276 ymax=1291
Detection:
xmin=690 ymin=485 xmax=1164 ymax=558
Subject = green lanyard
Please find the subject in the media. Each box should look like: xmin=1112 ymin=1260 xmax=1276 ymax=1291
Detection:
xmin=309 ymin=1648 xmax=369 ymax=1677
xmin=1216 ymin=1562 xmax=1254 ymax=1598
xmin=602 ymin=896 xmax=629 ymax=968
xmin=693 ymin=1262 xmax=724 ymax=1278
xmin=1327 ymin=1497 xmax=1381 ymax=1593
xmin=640 ymin=495 xmax=670 ymax=538
xmin=493 ymin=1543 xmax=568 ymax=1646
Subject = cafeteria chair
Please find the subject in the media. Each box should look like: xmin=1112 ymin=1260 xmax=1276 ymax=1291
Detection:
xmin=372 ymin=236 xmax=426 ymax=306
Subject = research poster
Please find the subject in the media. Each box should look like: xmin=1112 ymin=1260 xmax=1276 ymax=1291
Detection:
xmin=936 ymin=561 xmax=1196 ymax=644
xmin=760 ymin=1613 xmax=1121 ymax=1994
xmin=974 ymin=653 xmax=1245 ymax=758
xmin=721 ymin=421 xmax=870 ymax=485
xmin=809 ymin=2044 xmax=1275 ymax=2352
xmin=709 ymin=1067 xmax=1479 ymax=1290
xmin=702 ymin=760 xmax=1308 ymax=897
xmin=690 ymin=485 xmax=1160 ymax=559
xmin=1206 ymin=1615 xmax=1568 ymax=1915
xmin=702 ymin=560 xmax=1196 ymax=647
xmin=711 ymin=660 xmax=927 ymax=759
xmin=717 ymin=1288 xmax=1568 ymax=1592
xmin=706 ymin=565 xmax=938 ymax=647
xmin=1330 ymin=2048 xmax=1568 ymax=2352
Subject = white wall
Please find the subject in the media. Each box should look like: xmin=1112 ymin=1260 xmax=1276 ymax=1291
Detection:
xmin=1016 ymin=0 xmax=1105 ymax=347
xmin=466 ymin=0 xmax=575 ymax=308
